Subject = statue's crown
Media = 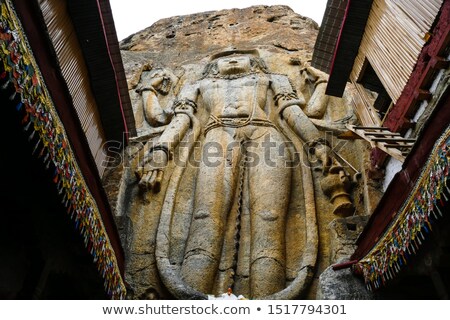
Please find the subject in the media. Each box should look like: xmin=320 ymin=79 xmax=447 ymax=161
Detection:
xmin=209 ymin=48 xmax=259 ymax=61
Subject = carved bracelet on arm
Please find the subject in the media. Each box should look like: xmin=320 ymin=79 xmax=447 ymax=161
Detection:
xmin=306 ymin=138 xmax=331 ymax=149
xmin=146 ymin=99 xmax=198 ymax=160
xmin=173 ymin=98 xmax=198 ymax=115
xmin=135 ymin=85 xmax=158 ymax=95
xmin=274 ymin=91 xmax=304 ymax=116
xmin=148 ymin=143 xmax=173 ymax=160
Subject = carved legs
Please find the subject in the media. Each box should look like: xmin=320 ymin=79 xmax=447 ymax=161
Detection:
xmin=181 ymin=129 xmax=241 ymax=293
xmin=248 ymin=130 xmax=292 ymax=298
xmin=180 ymin=127 xmax=292 ymax=298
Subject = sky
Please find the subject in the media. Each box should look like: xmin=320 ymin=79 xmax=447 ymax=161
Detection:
xmin=110 ymin=0 xmax=328 ymax=40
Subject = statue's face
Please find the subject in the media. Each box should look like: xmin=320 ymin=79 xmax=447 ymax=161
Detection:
xmin=217 ymin=55 xmax=251 ymax=75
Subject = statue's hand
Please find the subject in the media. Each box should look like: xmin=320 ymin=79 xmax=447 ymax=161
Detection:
xmin=313 ymin=143 xmax=333 ymax=174
xmin=150 ymin=72 xmax=171 ymax=94
xmin=150 ymin=75 xmax=164 ymax=89
xmin=135 ymin=149 xmax=168 ymax=193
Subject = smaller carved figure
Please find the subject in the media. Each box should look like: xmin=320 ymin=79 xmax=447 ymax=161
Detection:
xmin=136 ymin=68 xmax=175 ymax=127
xmin=298 ymin=60 xmax=330 ymax=119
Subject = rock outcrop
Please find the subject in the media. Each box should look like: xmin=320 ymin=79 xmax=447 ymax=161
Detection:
xmin=120 ymin=5 xmax=318 ymax=86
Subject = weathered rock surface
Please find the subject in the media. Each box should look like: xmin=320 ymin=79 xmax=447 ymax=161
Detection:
xmin=316 ymin=216 xmax=374 ymax=299
xmin=328 ymin=216 xmax=369 ymax=264
xmin=111 ymin=5 xmax=377 ymax=300
xmin=316 ymin=266 xmax=375 ymax=299
xmin=120 ymin=5 xmax=318 ymax=86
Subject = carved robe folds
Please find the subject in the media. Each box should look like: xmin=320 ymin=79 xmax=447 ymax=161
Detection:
xmin=129 ymin=49 xmax=356 ymax=299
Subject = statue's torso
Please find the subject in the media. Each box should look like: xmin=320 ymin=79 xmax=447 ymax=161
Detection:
xmin=199 ymin=74 xmax=270 ymax=119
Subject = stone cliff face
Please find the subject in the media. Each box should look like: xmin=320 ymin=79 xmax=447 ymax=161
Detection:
xmin=109 ymin=5 xmax=372 ymax=300
xmin=120 ymin=5 xmax=318 ymax=86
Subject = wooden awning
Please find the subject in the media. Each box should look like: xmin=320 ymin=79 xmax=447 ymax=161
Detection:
xmin=1 ymin=0 xmax=127 ymax=298
xmin=311 ymin=0 xmax=374 ymax=97
xmin=311 ymin=0 xmax=349 ymax=73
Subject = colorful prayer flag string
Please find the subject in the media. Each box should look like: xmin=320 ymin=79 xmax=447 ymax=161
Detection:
xmin=0 ymin=0 xmax=126 ymax=299
xmin=353 ymin=125 xmax=450 ymax=291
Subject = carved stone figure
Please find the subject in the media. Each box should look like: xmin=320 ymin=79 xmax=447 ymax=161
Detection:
xmin=298 ymin=61 xmax=329 ymax=119
xmin=132 ymin=49 xmax=355 ymax=299
xmin=109 ymin=4 xmax=373 ymax=301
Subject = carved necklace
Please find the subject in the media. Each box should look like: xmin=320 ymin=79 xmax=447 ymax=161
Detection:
xmin=208 ymin=71 xmax=258 ymax=80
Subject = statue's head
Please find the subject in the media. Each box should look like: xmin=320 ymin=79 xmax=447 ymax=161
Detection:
xmin=217 ymin=54 xmax=251 ymax=75
xmin=202 ymin=48 xmax=269 ymax=78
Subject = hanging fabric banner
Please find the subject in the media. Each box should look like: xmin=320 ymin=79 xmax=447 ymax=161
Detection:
xmin=0 ymin=0 xmax=126 ymax=299
xmin=354 ymin=125 xmax=450 ymax=290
